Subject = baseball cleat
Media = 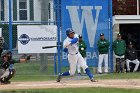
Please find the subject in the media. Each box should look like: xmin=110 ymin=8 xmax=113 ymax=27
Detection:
xmin=2 ymin=81 xmax=11 ymax=84
xmin=56 ymin=74 xmax=61 ymax=82
xmin=0 ymin=80 xmax=11 ymax=84
xmin=90 ymin=78 xmax=97 ymax=82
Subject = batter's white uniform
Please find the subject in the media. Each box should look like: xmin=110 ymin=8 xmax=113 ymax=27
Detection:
xmin=77 ymin=57 xmax=87 ymax=74
xmin=63 ymin=34 xmax=88 ymax=76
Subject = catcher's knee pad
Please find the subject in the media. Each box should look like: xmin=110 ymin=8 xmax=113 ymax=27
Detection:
xmin=10 ymin=69 xmax=15 ymax=76
xmin=6 ymin=69 xmax=16 ymax=81
xmin=0 ymin=69 xmax=5 ymax=76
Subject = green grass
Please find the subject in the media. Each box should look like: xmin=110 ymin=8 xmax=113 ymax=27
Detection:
xmin=11 ymin=61 xmax=140 ymax=82
xmin=11 ymin=61 xmax=68 ymax=82
xmin=11 ymin=75 xmax=56 ymax=82
xmin=1 ymin=87 xmax=140 ymax=93
xmin=13 ymin=73 xmax=140 ymax=82
xmin=2 ymin=61 xmax=140 ymax=93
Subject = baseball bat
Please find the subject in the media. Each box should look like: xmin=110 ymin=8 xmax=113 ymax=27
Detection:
xmin=42 ymin=45 xmax=59 ymax=49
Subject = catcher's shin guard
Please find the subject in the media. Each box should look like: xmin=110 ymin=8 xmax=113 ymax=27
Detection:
xmin=5 ymin=69 xmax=15 ymax=82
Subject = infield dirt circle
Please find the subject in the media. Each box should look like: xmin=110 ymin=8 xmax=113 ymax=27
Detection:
xmin=0 ymin=79 xmax=140 ymax=90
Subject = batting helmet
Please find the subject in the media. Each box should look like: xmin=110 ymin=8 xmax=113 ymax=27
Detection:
xmin=66 ymin=28 xmax=75 ymax=36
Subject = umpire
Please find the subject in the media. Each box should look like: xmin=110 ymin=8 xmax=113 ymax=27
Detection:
xmin=113 ymin=33 xmax=126 ymax=73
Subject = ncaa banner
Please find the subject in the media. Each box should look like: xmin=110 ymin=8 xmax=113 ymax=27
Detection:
xmin=17 ymin=25 xmax=57 ymax=53
xmin=62 ymin=0 xmax=111 ymax=66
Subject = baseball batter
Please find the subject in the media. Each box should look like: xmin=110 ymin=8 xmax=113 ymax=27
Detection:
xmin=56 ymin=28 xmax=96 ymax=82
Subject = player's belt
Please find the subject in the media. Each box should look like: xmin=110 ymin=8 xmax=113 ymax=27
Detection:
xmin=68 ymin=52 xmax=78 ymax=55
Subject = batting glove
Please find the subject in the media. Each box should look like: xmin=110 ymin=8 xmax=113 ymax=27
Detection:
xmin=71 ymin=38 xmax=78 ymax=44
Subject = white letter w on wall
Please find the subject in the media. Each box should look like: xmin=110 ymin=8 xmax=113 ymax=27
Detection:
xmin=66 ymin=6 xmax=102 ymax=47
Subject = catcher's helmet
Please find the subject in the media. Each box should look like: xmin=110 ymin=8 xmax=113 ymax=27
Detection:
xmin=66 ymin=28 xmax=75 ymax=36
xmin=1 ymin=50 xmax=12 ymax=57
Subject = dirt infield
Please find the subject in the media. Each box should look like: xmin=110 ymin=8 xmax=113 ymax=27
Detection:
xmin=0 ymin=79 xmax=140 ymax=90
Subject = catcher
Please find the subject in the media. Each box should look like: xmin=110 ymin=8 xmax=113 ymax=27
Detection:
xmin=0 ymin=50 xmax=31 ymax=84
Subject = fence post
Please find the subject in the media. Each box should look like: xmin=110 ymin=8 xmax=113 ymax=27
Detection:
xmin=54 ymin=0 xmax=61 ymax=74
xmin=8 ymin=0 xmax=13 ymax=50
xmin=109 ymin=0 xmax=113 ymax=72
xmin=58 ymin=0 xmax=61 ymax=74
xmin=54 ymin=53 xmax=57 ymax=75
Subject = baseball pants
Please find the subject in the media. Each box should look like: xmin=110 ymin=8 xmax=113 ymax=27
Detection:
xmin=68 ymin=53 xmax=88 ymax=76
xmin=126 ymin=59 xmax=140 ymax=72
xmin=77 ymin=57 xmax=87 ymax=73
xmin=98 ymin=54 xmax=108 ymax=73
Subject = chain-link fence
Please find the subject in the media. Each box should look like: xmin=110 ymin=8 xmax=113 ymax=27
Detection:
xmin=0 ymin=0 xmax=63 ymax=77
xmin=0 ymin=0 xmax=114 ymax=79
xmin=3 ymin=0 xmax=138 ymax=78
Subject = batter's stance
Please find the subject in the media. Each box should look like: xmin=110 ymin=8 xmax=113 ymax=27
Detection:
xmin=56 ymin=28 xmax=96 ymax=82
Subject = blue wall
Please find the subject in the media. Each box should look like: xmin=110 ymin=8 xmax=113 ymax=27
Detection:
xmin=61 ymin=0 xmax=112 ymax=67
